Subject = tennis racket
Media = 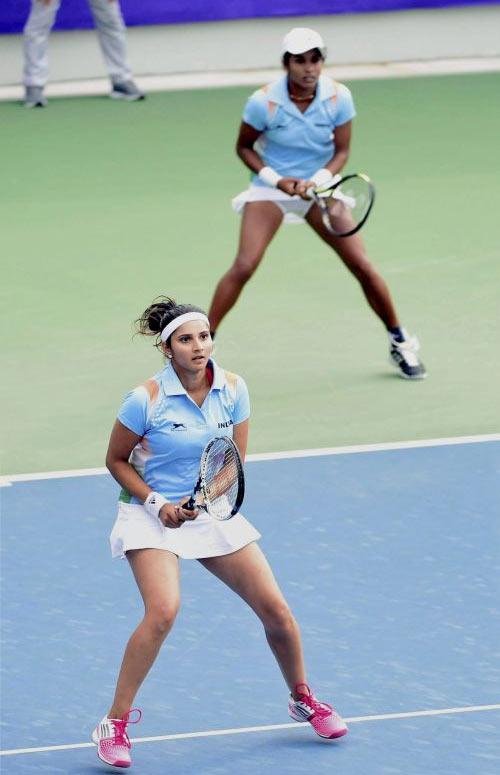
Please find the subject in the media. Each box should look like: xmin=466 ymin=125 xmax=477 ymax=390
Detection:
xmin=184 ymin=436 xmax=245 ymax=521
xmin=308 ymin=173 xmax=375 ymax=237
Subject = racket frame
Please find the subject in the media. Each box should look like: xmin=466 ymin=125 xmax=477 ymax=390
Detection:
xmin=186 ymin=436 xmax=245 ymax=520
xmin=309 ymin=172 xmax=375 ymax=237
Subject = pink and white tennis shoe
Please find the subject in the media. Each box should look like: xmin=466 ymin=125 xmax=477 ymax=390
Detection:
xmin=92 ymin=708 xmax=142 ymax=768
xmin=288 ymin=683 xmax=348 ymax=739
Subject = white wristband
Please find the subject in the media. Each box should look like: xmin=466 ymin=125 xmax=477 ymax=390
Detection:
xmin=310 ymin=168 xmax=336 ymax=188
xmin=144 ymin=491 xmax=169 ymax=518
xmin=258 ymin=166 xmax=282 ymax=188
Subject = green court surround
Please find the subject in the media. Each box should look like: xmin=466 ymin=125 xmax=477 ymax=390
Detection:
xmin=1 ymin=73 xmax=499 ymax=474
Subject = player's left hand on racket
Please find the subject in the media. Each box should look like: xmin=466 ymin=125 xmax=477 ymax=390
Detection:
xmin=144 ymin=491 xmax=198 ymax=528
xmin=160 ymin=501 xmax=199 ymax=529
xmin=293 ymin=178 xmax=319 ymax=199
xmin=293 ymin=171 xmax=341 ymax=200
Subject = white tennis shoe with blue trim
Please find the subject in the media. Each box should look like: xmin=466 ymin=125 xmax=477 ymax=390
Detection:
xmin=389 ymin=330 xmax=427 ymax=380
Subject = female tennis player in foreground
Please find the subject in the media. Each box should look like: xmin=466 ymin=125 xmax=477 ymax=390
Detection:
xmin=208 ymin=27 xmax=426 ymax=379
xmin=92 ymin=296 xmax=347 ymax=768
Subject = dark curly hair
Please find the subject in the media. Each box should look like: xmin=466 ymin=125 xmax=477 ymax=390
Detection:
xmin=135 ymin=296 xmax=207 ymax=349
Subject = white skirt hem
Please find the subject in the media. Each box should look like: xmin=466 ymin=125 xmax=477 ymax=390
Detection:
xmin=231 ymin=184 xmax=313 ymax=224
xmin=110 ymin=501 xmax=261 ymax=560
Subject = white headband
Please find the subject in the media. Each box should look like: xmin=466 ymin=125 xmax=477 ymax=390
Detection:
xmin=160 ymin=312 xmax=210 ymax=343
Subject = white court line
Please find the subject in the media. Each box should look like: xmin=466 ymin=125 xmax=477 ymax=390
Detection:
xmin=1 ymin=433 xmax=499 ymax=487
xmin=1 ymin=57 xmax=500 ymax=102
xmin=1 ymin=704 xmax=499 ymax=757
xmin=246 ymin=433 xmax=500 ymax=462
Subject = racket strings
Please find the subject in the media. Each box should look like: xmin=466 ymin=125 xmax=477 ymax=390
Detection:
xmin=324 ymin=177 xmax=372 ymax=234
xmin=204 ymin=439 xmax=241 ymax=519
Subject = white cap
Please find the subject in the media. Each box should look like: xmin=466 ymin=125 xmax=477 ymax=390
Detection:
xmin=281 ymin=27 xmax=326 ymax=56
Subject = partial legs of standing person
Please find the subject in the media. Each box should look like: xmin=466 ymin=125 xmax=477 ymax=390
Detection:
xmin=209 ymin=199 xmax=425 ymax=378
xmin=305 ymin=204 xmax=426 ymax=378
xmin=88 ymin=0 xmax=144 ymax=100
xmin=200 ymin=542 xmax=348 ymax=739
xmin=22 ymin=0 xmax=144 ymax=108
xmin=200 ymin=542 xmax=306 ymax=691
xmin=208 ymin=201 xmax=283 ymax=334
xmin=92 ymin=548 xmax=180 ymax=767
xmin=23 ymin=0 xmax=60 ymax=106
xmin=92 ymin=541 xmax=347 ymax=767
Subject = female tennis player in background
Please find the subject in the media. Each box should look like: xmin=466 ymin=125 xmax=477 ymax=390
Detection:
xmin=92 ymin=296 xmax=347 ymax=769
xmin=208 ymin=27 xmax=426 ymax=380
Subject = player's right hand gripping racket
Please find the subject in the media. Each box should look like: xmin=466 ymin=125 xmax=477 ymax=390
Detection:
xmin=307 ymin=173 xmax=375 ymax=237
xmin=184 ymin=436 xmax=245 ymax=521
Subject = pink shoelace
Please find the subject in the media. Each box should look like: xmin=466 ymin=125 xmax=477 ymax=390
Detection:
xmin=110 ymin=708 xmax=142 ymax=747
xmin=294 ymin=684 xmax=333 ymax=717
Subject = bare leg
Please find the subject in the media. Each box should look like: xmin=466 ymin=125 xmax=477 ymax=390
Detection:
xmin=108 ymin=549 xmax=180 ymax=719
xmin=306 ymin=204 xmax=400 ymax=330
xmin=208 ymin=201 xmax=283 ymax=333
xmin=200 ymin=543 xmax=306 ymax=696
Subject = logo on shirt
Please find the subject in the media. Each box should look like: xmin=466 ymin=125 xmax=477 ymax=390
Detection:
xmin=218 ymin=420 xmax=233 ymax=429
xmin=171 ymin=422 xmax=187 ymax=431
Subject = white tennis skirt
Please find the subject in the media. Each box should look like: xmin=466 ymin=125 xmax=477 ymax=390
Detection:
xmin=110 ymin=502 xmax=261 ymax=560
xmin=232 ymin=184 xmax=314 ymax=224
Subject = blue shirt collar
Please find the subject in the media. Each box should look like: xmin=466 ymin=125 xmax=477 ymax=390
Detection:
xmin=266 ymin=74 xmax=336 ymax=109
xmin=159 ymin=358 xmax=225 ymax=396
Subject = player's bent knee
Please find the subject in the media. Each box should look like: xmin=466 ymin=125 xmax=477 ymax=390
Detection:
xmin=262 ymin=602 xmax=296 ymax=636
xmin=231 ymin=257 xmax=261 ymax=284
xmin=146 ymin=602 xmax=179 ymax=637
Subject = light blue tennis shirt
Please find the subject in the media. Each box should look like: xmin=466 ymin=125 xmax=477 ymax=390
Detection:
xmin=243 ymin=74 xmax=356 ymax=183
xmin=117 ymin=359 xmax=250 ymax=504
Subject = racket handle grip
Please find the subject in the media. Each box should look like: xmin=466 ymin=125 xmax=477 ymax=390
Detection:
xmin=183 ymin=496 xmax=196 ymax=511
xmin=306 ymin=186 xmax=315 ymax=199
